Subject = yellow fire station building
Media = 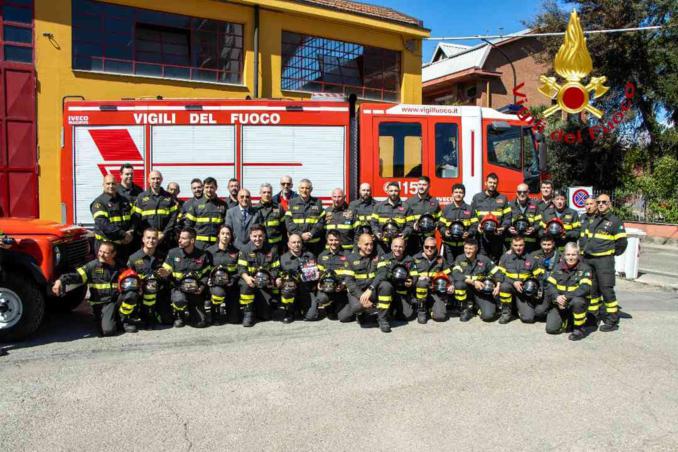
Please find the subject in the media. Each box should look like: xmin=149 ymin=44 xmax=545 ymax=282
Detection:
xmin=0 ymin=0 xmax=427 ymax=221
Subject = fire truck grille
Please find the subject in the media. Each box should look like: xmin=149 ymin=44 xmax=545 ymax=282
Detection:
xmin=58 ymin=238 xmax=90 ymax=270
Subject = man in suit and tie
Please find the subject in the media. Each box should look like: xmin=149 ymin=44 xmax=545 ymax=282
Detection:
xmin=226 ymin=189 xmax=262 ymax=251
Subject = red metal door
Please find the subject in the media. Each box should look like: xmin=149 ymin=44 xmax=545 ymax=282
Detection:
xmin=0 ymin=1 xmax=38 ymax=218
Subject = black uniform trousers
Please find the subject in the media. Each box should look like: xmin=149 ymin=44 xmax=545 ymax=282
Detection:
xmin=170 ymin=289 xmax=207 ymax=326
xmin=584 ymin=255 xmax=619 ymax=320
xmin=454 ymin=281 xmax=497 ymax=321
xmin=208 ymin=284 xmax=241 ymax=324
xmin=545 ymin=296 xmax=588 ymax=334
xmin=238 ymin=280 xmax=278 ymax=321
xmin=338 ymin=282 xmax=393 ymax=323
xmin=92 ymin=302 xmax=120 ymax=336
xmin=308 ymin=291 xmax=348 ymax=320
xmin=414 ymin=280 xmax=448 ymax=322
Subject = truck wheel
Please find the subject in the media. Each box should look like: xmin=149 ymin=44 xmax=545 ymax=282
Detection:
xmin=0 ymin=272 xmax=46 ymax=341
xmin=49 ymin=285 xmax=87 ymax=312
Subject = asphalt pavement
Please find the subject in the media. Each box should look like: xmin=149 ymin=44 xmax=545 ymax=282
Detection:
xmin=1 ymin=280 xmax=677 ymax=451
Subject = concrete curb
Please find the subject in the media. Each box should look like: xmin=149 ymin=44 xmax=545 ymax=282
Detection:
xmin=623 ymin=274 xmax=678 ymax=292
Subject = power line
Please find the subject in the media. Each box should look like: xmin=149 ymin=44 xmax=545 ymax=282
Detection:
xmin=425 ymin=25 xmax=667 ymax=41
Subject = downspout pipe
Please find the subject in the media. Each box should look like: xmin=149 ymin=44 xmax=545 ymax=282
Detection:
xmin=253 ymin=5 xmax=260 ymax=98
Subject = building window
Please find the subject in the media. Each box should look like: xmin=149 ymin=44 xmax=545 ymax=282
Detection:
xmin=281 ymin=31 xmax=401 ymax=102
xmin=1 ymin=1 xmax=34 ymax=63
xmin=72 ymin=0 xmax=243 ymax=84
xmin=378 ymin=123 xmax=421 ymax=178
xmin=435 ymin=123 xmax=459 ymax=178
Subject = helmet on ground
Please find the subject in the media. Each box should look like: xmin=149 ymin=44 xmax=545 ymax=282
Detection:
xmin=417 ymin=214 xmax=436 ymax=235
xmin=118 ymin=269 xmax=141 ymax=294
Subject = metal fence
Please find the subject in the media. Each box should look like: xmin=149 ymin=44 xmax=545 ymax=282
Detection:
xmin=593 ymin=189 xmax=676 ymax=225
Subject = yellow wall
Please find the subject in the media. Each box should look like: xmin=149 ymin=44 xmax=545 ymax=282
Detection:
xmin=34 ymin=0 xmax=427 ymax=221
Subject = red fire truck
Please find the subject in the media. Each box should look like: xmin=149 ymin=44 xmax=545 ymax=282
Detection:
xmin=61 ymin=98 xmax=545 ymax=225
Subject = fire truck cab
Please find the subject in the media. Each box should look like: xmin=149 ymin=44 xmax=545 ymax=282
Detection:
xmin=61 ymin=98 xmax=544 ymax=225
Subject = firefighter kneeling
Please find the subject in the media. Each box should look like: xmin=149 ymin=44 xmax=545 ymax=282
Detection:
xmin=376 ymin=237 xmax=415 ymax=321
xmin=339 ymin=233 xmax=393 ymax=333
xmin=544 ymin=242 xmax=592 ymax=341
xmin=162 ymin=228 xmax=212 ymax=328
xmin=279 ymin=233 xmax=320 ymax=323
xmin=411 ymin=237 xmax=451 ymax=323
xmin=310 ymin=230 xmax=349 ymax=321
xmin=452 ymin=239 xmax=502 ymax=322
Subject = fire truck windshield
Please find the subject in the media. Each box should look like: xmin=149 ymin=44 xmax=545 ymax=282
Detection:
xmin=487 ymin=124 xmax=540 ymax=192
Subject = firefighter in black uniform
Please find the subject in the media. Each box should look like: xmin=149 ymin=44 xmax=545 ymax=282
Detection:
xmin=406 ymin=176 xmax=440 ymax=254
xmin=284 ymin=178 xmax=326 ymax=255
xmin=117 ymin=163 xmax=143 ymax=204
xmin=257 ymin=183 xmax=286 ymax=252
xmin=52 ymin=241 xmax=123 ymax=336
xmin=183 ymin=177 xmax=227 ymax=250
xmin=540 ymin=189 xmax=581 ymax=249
xmin=411 ymin=237 xmax=451 ymax=324
xmin=375 ymin=237 xmax=415 ymax=321
xmin=536 ymin=179 xmax=555 ymax=215
xmin=162 ymin=227 xmax=212 ymax=328
xmin=132 ymin=171 xmax=179 ymax=255
xmin=582 ymin=193 xmax=627 ymax=332
xmin=279 ymin=233 xmax=319 ymax=323
xmin=226 ymin=178 xmax=240 ymax=209
xmin=503 ymin=183 xmax=541 ymax=253
xmin=91 ymin=174 xmax=133 ymax=258
xmin=125 ymin=228 xmax=171 ymax=329
xmin=348 ymin=182 xmax=376 ymax=231
xmin=497 ymin=236 xmax=546 ymax=324
xmin=324 ymin=188 xmax=357 ymax=252
xmin=371 ymin=182 xmax=413 ymax=255
xmin=309 ymin=230 xmax=349 ymax=321
xmin=439 ymin=183 xmax=477 ymax=264
xmin=237 ymin=224 xmax=281 ymax=327
xmin=178 ymin=178 xmax=204 ymax=230
xmin=545 ymin=242 xmax=592 ymax=341
xmin=578 ymin=196 xmax=601 ymax=318
xmin=452 ymin=239 xmax=502 ymax=322
xmin=206 ymin=224 xmax=241 ymax=325
xmin=339 ymin=233 xmax=393 ymax=333
xmin=530 ymin=235 xmax=561 ymax=297
xmin=471 ymin=173 xmax=510 ymax=262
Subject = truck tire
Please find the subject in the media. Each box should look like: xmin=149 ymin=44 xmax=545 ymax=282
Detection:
xmin=0 ymin=271 xmax=46 ymax=341
xmin=49 ymin=285 xmax=87 ymax=312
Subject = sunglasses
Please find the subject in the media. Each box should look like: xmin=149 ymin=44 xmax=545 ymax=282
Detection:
xmin=516 ymin=191 xmax=528 ymax=194
xmin=281 ymin=182 xmax=292 ymax=186
xmin=597 ymin=201 xmax=610 ymax=205
xmin=424 ymin=245 xmax=437 ymax=250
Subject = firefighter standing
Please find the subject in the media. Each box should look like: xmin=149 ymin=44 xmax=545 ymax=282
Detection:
xmin=406 ymin=176 xmax=440 ymax=254
xmin=348 ymin=182 xmax=376 ymax=231
xmin=371 ymin=182 xmax=413 ymax=255
xmin=375 ymin=237 xmax=415 ymax=321
xmin=310 ymin=230 xmax=349 ymax=321
xmin=324 ymin=188 xmax=357 ymax=252
xmin=582 ymin=194 xmax=627 ymax=332
xmin=257 ymin=183 xmax=286 ymax=252
xmin=503 ymin=183 xmax=541 ymax=253
xmin=226 ymin=178 xmax=240 ymax=209
xmin=273 ymin=175 xmax=297 ymax=211
xmin=237 ymin=224 xmax=281 ymax=327
xmin=536 ymin=179 xmax=555 ymax=214
xmin=540 ymin=190 xmax=581 ymax=249
xmin=452 ymin=239 xmax=502 ymax=322
xmin=279 ymin=234 xmax=319 ymax=323
xmin=162 ymin=228 xmax=212 ymax=328
xmin=125 ymin=228 xmax=170 ymax=329
xmin=284 ymin=178 xmax=326 ymax=255
xmin=116 ymin=163 xmax=143 ymax=204
xmin=52 ymin=242 xmax=123 ymax=337
xmin=183 ymin=177 xmax=227 ymax=249
xmin=578 ymin=197 xmax=598 ymax=251
xmin=339 ymin=233 xmax=393 ymax=333
xmin=206 ymin=224 xmax=241 ymax=325
xmin=545 ymin=242 xmax=592 ymax=341
xmin=90 ymin=174 xmax=133 ymax=257
xmin=439 ymin=183 xmax=477 ymax=264
xmin=411 ymin=237 xmax=451 ymax=324
xmin=132 ymin=171 xmax=179 ymax=255
xmin=471 ymin=173 xmax=510 ymax=262
xmin=497 ymin=236 xmax=546 ymax=324
xmin=178 ymin=178 xmax=204 ymax=229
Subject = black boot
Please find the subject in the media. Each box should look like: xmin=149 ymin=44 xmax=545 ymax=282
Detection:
xmin=203 ymin=300 xmax=213 ymax=325
xmin=568 ymin=327 xmax=585 ymax=341
xmin=122 ymin=316 xmax=138 ymax=333
xmin=173 ymin=310 xmax=186 ymax=328
xmin=212 ymin=304 xmax=226 ymax=325
xmin=242 ymin=306 xmax=255 ymax=328
xmin=144 ymin=307 xmax=157 ymax=330
xmin=460 ymin=302 xmax=475 ymax=322
xmin=599 ymin=315 xmax=619 ymax=332
xmin=282 ymin=306 xmax=294 ymax=324
xmin=498 ymin=303 xmax=513 ymax=324
xmin=378 ymin=309 xmax=391 ymax=333
xmin=417 ymin=303 xmax=427 ymax=324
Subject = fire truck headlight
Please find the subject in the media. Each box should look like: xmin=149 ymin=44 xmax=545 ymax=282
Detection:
xmin=54 ymin=245 xmax=62 ymax=267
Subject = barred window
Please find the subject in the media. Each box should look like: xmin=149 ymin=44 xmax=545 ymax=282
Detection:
xmin=72 ymin=0 xmax=243 ymax=84
xmin=281 ymin=31 xmax=401 ymax=102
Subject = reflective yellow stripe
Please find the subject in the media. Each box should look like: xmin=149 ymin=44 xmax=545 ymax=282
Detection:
xmin=237 ymin=259 xmax=249 ymax=266
xmin=92 ymin=210 xmax=108 ymax=219
xmin=268 ymin=236 xmax=282 ymax=244
xmin=281 ymin=297 xmax=294 ymax=305
xmin=90 ymin=283 xmax=115 ymax=290
xmin=172 ymin=272 xmax=184 ymax=279
xmin=94 ymin=234 xmax=123 ymax=244
xmin=162 ymin=263 xmax=173 ymax=271
xmin=196 ymin=235 xmax=217 ymax=243
xmin=588 ymin=249 xmax=615 ymax=257
xmin=266 ymin=220 xmax=280 ymax=227
xmin=137 ymin=209 xmax=171 ymax=216
xmin=76 ymin=267 xmax=88 ymax=283
xmin=555 ymin=284 xmax=579 ymax=292
xmin=355 ymin=273 xmax=376 ymax=279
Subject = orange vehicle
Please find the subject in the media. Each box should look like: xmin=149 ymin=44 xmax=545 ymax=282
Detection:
xmin=0 ymin=218 xmax=91 ymax=340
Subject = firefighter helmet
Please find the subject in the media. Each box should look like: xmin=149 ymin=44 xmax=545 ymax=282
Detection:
xmin=523 ymin=278 xmax=540 ymax=298
xmin=546 ymin=218 xmax=565 ymax=238
xmin=481 ymin=214 xmax=499 ymax=235
xmin=318 ymin=270 xmax=340 ymax=293
xmin=279 ymin=271 xmax=299 ymax=298
xmin=209 ymin=265 xmax=230 ymax=287
xmin=254 ymin=268 xmax=273 ymax=289
xmin=513 ymin=215 xmax=530 ymax=235
xmin=478 ymin=277 xmax=495 ymax=295
xmin=417 ymin=214 xmax=436 ymax=235
xmin=382 ymin=220 xmax=400 ymax=239
xmin=355 ymin=224 xmax=373 ymax=237
xmin=431 ymin=272 xmax=450 ymax=295
xmin=390 ymin=264 xmax=410 ymax=289
xmin=449 ymin=221 xmax=465 ymax=239
xmin=178 ymin=272 xmax=201 ymax=294
xmin=118 ymin=269 xmax=141 ymax=294
xmin=143 ymin=273 xmax=160 ymax=295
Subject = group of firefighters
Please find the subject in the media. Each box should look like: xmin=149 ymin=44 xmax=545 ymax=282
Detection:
xmin=51 ymin=163 xmax=627 ymax=341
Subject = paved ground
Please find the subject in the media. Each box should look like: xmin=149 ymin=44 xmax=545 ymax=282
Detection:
xmin=1 ymin=280 xmax=677 ymax=451
xmin=638 ymin=243 xmax=678 ymax=290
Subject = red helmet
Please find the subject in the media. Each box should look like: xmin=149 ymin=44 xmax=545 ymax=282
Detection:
xmin=480 ymin=214 xmax=499 ymax=235
xmin=546 ymin=218 xmax=565 ymax=237
xmin=118 ymin=268 xmax=141 ymax=293
xmin=431 ymin=272 xmax=451 ymax=295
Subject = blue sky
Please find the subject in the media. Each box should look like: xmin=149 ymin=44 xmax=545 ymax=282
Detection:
xmin=369 ymin=0 xmax=548 ymax=62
